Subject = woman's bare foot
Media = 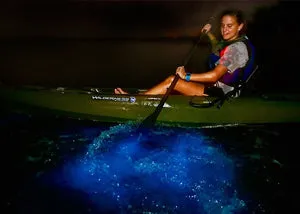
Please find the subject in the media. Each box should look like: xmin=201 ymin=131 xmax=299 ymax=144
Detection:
xmin=114 ymin=87 xmax=128 ymax=94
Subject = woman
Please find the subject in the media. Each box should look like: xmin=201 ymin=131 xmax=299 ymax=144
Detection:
xmin=115 ymin=9 xmax=252 ymax=96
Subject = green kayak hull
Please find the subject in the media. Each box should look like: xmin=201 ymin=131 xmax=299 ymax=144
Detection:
xmin=1 ymin=85 xmax=300 ymax=127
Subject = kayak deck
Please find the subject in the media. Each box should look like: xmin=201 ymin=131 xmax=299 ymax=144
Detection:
xmin=1 ymin=86 xmax=300 ymax=127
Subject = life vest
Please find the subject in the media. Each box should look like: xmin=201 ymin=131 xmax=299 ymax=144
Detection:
xmin=208 ymin=35 xmax=256 ymax=87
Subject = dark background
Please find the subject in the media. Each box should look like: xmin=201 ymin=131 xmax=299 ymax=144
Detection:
xmin=1 ymin=0 xmax=299 ymax=93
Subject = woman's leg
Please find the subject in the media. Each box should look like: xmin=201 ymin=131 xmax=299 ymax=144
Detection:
xmin=143 ymin=75 xmax=205 ymax=96
xmin=115 ymin=75 xmax=205 ymax=96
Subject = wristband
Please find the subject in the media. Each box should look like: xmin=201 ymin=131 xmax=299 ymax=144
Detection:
xmin=185 ymin=73 xmax=191 ymax=81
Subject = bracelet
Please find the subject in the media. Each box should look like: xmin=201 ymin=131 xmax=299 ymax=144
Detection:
xmin=185 ymin=73 xmax=191 ymax=81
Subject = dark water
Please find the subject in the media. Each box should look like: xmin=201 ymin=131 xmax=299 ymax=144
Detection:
xmin=1 ymin=112 xmax=297 ymax=214
xmin=0 ymin=38 xmax=210 ymax=89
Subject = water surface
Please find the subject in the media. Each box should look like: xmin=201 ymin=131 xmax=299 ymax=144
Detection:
xmin=1 ymin=113 xmax=296 ymax=213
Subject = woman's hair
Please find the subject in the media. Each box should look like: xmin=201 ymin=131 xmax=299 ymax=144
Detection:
xmin=220 ymin=9 xmax=247 ymax=34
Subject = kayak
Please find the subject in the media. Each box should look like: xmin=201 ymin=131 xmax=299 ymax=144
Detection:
xmin=1 ymin=85 xmax=300 ymax=127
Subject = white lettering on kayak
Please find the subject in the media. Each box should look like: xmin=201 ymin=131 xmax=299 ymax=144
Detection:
xmin=91 ymin=96 xmax=136 ymax=103
xmin=91 ymin=96 xmax=171 ymax=108
xmin=142 ymin=101 xmax=171 ymax=108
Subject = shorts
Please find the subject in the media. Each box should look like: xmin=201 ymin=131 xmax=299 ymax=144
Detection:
xmin=203 ymin=86 xmax=225 ymax=97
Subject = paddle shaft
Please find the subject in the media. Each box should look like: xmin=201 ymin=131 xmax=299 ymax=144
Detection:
xmin=138 ymin=31 xmax=208 ymax=128
xmin=148 ymin=74 xmax=180 ymax=119
xmin=182 ymin=31 xmax=207 ymax=66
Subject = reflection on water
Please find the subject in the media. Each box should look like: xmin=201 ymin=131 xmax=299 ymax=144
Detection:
xmin=1 ymin=113 xmax=296 ymax=213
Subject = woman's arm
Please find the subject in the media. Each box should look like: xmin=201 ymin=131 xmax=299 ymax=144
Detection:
xmin=206 ymin=32 xmax=218 ymax=51
xmin=176 ymin=64 xmax=228 ymax=83
xmin=201 ymin=24 xmax=218 ymax=51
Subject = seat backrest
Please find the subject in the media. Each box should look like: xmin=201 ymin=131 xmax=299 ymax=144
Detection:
xmin=226 ymin=64 xmax=259 ymax=98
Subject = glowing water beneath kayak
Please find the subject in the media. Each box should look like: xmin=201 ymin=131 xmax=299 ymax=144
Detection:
xmin=46 ymin=123 xmax=246 ymax=213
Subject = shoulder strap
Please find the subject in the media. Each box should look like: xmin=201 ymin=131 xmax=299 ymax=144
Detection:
xmin=239 ymin=37 xmax=257 ymax=82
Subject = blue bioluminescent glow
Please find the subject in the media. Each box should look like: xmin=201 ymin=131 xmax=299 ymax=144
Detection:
xmin=49 ymin=124 xmax=246 ymax=213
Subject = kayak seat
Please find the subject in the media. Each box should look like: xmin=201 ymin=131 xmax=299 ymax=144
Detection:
xmin=226 ymin=64 xmax=259 ymax=98
xmin=189 ymin=64 xmax=259 ymax=109
xmin=215 ymin=64 xmax=259 ymax=108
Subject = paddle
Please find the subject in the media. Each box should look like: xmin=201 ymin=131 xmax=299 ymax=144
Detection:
xmin=138 ymin=28 xmax=210 ymax=130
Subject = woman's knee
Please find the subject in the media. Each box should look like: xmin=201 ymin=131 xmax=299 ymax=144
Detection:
xmin=165 ymin=75 xmax=175 ymax=84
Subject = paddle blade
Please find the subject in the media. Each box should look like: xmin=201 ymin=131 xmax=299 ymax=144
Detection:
xmin=138 ymin=111 xmax=159 ymax=131
xmin=138 ymin=75 xmax=180 ymax=130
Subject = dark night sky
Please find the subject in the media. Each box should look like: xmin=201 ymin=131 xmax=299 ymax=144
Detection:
xmin=0 ymin=0 xmax=278 ymax=38
xmin=1 ymin=0 xmax=300 ymax=92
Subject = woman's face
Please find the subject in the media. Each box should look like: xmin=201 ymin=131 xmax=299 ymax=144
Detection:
xmin=220 ymin=15 xmax=243 ymax=41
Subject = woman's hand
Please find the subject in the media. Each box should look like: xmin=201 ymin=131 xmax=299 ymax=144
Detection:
xmin=201 ymin=24 xmax=212 ymax=34
xmin=176 ymin=66 xmax=186 ymax=79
